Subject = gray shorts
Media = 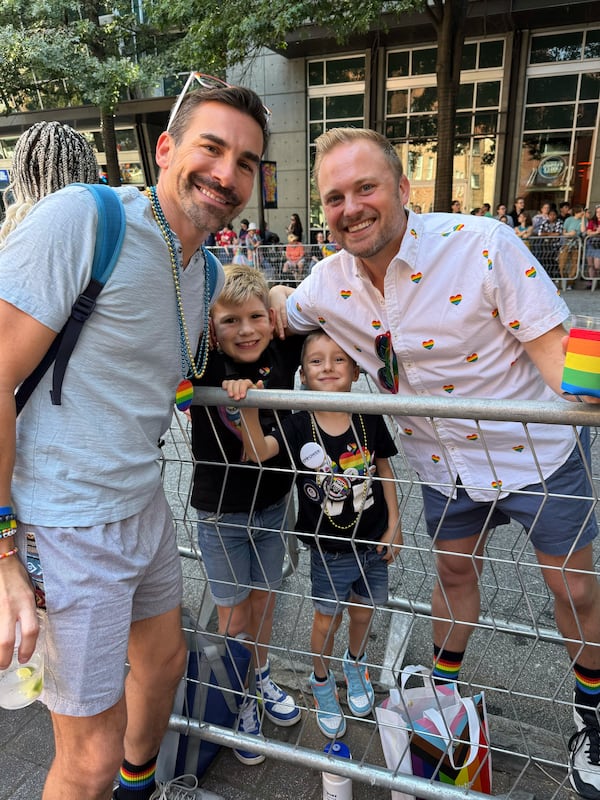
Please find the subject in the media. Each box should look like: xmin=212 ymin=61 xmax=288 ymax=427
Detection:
xmin=16 ymin=484 xmax=183 ymax=717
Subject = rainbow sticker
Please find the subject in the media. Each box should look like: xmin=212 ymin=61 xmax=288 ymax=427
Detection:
xmin=491 ymin=480 xmax=503 ymax=489
xmin=422 ymin=340 xmax=434 ymax=350
xmin=431 ymin=455 xmax=440 ymax=463
xmin=525 ymin=267 xmax=537 ymax=278
xmin=411 ymin=272 xmax=423 ymax=283
xmin=512 ymin=445 xmax=524 ymax=452
xmin=175 ymin=379 xmax=194 ymax=412
xmin=443 ymin=385 xmax=454 ymax=393
xmin=340 ymin=290 xmax=351 ymax=299
xmin=318 ymin=316 xmax=326 ymax=325
xmin=410 ymin=228 xmax=418 ymax=239
xmin=466 ymin=353 xmax=478 ymax=363
xmin=372 ymin=320 xmax=382 ymax=330
xmin=295 ymin=302 xmax=303 ymax=312
xmin=449 ymin=294 xmax=462 ymax=305
xmin=509 ymin=320 xmax=520 ymax=330
xmin=466 ymin=434 xmax=478 ymax=441
xmin=403 ymin=428 xmax=413 ymax=436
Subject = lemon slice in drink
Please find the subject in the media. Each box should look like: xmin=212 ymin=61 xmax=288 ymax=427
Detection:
xmin=16 ymin=667 xmax=35 ymax=680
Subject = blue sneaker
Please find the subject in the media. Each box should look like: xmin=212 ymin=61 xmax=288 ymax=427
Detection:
xmin=342 ymin=649 xmax=375 ymax=718
xmin=233 ymin=696 xmax=266 ymax=766
xmin=310 ymin=670 xmax=346 ymax=738
xmin=256 ymin=661 xmax=301 ymax=727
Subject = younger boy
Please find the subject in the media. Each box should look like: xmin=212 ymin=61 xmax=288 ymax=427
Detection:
xmin=223 ymin=331 xmax=402 ymax=738
xmin=190 ymin=265 xmax=303 ymax=765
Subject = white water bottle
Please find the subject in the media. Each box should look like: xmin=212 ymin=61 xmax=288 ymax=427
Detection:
xmin=322 ymin=742 xmax=352 ymax=800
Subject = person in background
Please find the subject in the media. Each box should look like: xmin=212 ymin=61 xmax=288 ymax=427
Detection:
xmin=412 ymin=204 xmax=422 ymax=214
xmin=559 ymin=201 xmax=573 ymax=223
xmin=321 ymin=231 xmax=340 ymax=258
xmin=559 ymin=204 xmax=586 ymax=289
xmin=495 ymin=203 xmax=514 ymax=228
xmin=0 ymin=80 xmax=269 ymax=800
xmin=450 ymin=199 xmax=462 ymax=213
xmin=287 ymin=213 xmax=303 ymax=241
xmin=482 ymin=202 xmax=493 ymax=217
xmin=509 ymin=196 xmax=525 ymax=228
xmin=272 ymin=126 xmax=600 ymax=800
xmin=532 ymin=201 xmax=551 ymax=235
xmin=585 ymin=204 xmax=600 ymax=281
xmin=238 ymin=218 xmax=250 ymax=245
xmin=309 ymin=231 xmax=327 ymax=270
xmin=0 ymin=121 xmax=98 ymax=245
xmin=282 ymin=233 xmax=306 ymax=282
xmin=223 ymin=331 xmax=401 ymax=739
xmin=515 ymin=211 xmax=533 ymax=242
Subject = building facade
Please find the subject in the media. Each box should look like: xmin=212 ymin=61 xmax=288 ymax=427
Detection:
xmin=0 ymin=0 xmax=598 ymax=243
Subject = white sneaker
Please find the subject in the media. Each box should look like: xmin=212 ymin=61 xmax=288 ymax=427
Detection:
xmin=569 ymin=706 xmax=600 ymax=800
xmin=256 ymin=661 xmax=301 ymax=727
xmin=233 ymin=696 xmax=266 ymax=765
xmin=149 ymin=773 xmax=225 ymax=799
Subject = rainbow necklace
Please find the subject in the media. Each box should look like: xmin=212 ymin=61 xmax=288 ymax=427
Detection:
xmin=146 ymin=187 xmax=210 ymax=407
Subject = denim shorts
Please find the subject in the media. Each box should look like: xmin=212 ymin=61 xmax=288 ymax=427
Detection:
xmin=309 ymin=546 xmax=389 ymax=616
xmin=197 ymin=498 xmax=287 ymax=606
xmin=422 ymin=428 xmax=598 ymax=556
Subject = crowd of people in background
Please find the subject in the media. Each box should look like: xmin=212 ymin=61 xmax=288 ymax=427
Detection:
xmin=209 ymin=212 xmax=341 ymax=280
xmin=406 ymin=197 xmax=600 ymax=287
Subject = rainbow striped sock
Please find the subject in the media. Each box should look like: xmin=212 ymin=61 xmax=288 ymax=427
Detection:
xmin=432 ymin=645 xmax=464 ymax=684
xmin=115 ymin=754 xmax=158 ymax=800
xmin=574 ymin=662 xmax=600 ymax=711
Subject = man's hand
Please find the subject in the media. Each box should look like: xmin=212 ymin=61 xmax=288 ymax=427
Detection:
xmin=269 ymin=285 xmax=294 ymax=339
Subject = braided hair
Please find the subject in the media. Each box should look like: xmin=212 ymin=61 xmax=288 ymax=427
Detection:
xmin=0 ymin=121 xmax=99 ymax=245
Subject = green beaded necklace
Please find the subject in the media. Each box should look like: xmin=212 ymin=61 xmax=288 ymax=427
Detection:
xmin=146 ymin=185 xmax=211 ymax=381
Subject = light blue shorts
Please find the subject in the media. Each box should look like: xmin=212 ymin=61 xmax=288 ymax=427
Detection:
xmin=197 ymin=498 xmax=287 ymax=606
xmin=15 ymin=484 xmax=183 ymax=717
xmin=422 ymin=429 xmax=598 ymax=556
xmin=310 ymin=546 xmax=389 ymax=616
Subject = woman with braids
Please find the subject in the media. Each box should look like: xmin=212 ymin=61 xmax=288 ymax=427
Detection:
xmin=0 ymin=121 xmax=99 ymax=245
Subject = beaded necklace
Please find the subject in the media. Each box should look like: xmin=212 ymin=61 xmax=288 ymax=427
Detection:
xmin=310 ymin=413 xmax=370 ymax=531
xmin=145 ymin=186 xmax=210 ymax=382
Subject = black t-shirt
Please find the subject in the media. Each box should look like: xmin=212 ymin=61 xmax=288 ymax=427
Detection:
xmin=272 ymin=412 xmax=397 ymax=552
xmin=190 ymin=336 xmax=303 ymax=513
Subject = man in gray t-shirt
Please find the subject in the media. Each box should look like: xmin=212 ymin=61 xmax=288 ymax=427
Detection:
xmin=0 ymin=81 xmax=269 ymax=800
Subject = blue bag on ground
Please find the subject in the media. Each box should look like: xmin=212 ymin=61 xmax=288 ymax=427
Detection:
xmin=156 ymin=610 xmax=253 ymax=780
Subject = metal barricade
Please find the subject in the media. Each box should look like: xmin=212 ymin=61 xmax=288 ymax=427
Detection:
xmin=207 ymin=244 xmax=322 ymax=285
xmin=583 ymin=235 xmax=600 ymax=291
xmin=527 ymin=234 xmax=583 ymax=289
xmin=161 ymin=388 xmax=600 ymax=799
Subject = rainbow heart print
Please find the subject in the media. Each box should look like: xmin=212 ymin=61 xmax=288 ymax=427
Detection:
xmin=561 ymin=317 xmax=600 ymax=398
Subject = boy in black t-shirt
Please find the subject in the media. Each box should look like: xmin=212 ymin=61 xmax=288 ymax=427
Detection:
xmin=190 ymin=265 xmax=302 ymax=764
xmin=223 ymin=331 xmax=402 ymax=739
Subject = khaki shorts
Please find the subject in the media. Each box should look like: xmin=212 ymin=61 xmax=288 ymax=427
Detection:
xmin=16 ymin=484 xmax=183 ymax=717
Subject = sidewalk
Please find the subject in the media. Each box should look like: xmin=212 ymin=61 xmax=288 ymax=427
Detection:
xmin=0 ymin=658 xmax=581 ymax=800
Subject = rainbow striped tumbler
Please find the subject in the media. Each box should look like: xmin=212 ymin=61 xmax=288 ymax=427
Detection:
xmin=561 ymin=315 xmax=600 ymax=398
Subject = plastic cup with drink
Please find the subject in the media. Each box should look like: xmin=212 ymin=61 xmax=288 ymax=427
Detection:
xmin=561 ymin=315 xmax=600 ymax=399
xmin=0 ymin=612 xmax=45 ymax=710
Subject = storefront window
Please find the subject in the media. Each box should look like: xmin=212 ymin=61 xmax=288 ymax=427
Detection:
xmin=519 ymin=33 xmax=600 ymax=208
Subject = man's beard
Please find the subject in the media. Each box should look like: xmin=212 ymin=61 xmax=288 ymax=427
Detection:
xmin=179 ymin=174 xmax=242 ymax=233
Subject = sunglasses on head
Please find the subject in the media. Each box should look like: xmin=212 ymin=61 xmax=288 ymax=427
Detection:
xmin=166 ymin=71 xmax=272 ymax=132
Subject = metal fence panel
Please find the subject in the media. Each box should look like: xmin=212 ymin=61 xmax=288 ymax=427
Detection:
xmin=160 ymin=386 xmax=600 ymax=798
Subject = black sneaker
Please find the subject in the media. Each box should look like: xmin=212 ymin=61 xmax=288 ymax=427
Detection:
xmin=569 ymin=707 xmax=600 ymax=799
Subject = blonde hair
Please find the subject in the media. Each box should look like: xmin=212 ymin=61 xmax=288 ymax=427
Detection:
xmin=312 ymin=127 xmax=404 ymax=188
xmin=0 ymin=122 xmax=98 ymax=246
xmin=214 ymin=263 xmax=270 ymax=310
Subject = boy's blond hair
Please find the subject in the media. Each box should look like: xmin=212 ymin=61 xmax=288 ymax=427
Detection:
xmin=214 ymin=263 xmax=270 ymax=311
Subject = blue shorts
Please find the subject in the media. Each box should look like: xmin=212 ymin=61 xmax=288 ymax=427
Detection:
xmin=197 ymin=498 xmax=287 ymax=607
xmin=310 ymin=546 xmax=389 ymax=616
xmin=422 ymin=429 xmax=598 ymax=556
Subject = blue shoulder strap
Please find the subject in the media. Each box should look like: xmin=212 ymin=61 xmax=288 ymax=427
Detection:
xmin=15 ymin=184 xmax=126 ymax=414
xmin=202 ymin=247 xmax=220 ymax=302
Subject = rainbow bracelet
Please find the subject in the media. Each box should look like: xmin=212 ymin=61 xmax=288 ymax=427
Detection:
xmin=0 ymin=546 xmax=18 ymax=560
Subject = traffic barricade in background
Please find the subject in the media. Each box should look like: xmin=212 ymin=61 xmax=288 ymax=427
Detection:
xmin=160 ymin=386 xmax=600 ymax=799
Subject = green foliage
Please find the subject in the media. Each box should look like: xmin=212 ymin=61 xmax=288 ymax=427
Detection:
xmin=150 ymin=0 xmax=424 ymax=70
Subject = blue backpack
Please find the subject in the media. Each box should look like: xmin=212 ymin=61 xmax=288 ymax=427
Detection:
xmin=15 ymin=184 xmax=220 ymax=414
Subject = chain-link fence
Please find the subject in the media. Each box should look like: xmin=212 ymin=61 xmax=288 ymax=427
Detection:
xmin=160 ymin=384 xmax=600 ymax=799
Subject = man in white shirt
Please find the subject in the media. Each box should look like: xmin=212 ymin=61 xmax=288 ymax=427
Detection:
xmin=274 ymin=126 xmax=600 ymax=800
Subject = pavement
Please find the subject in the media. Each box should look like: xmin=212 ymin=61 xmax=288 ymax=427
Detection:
xmin=2 ymin=285 xmax=599 ymax=800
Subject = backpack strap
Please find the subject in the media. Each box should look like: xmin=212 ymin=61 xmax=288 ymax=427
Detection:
xmin=15 ymin=184 xmax=126 ymax=415
xmin=202 ymin=247 xmax=220 ymax=303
